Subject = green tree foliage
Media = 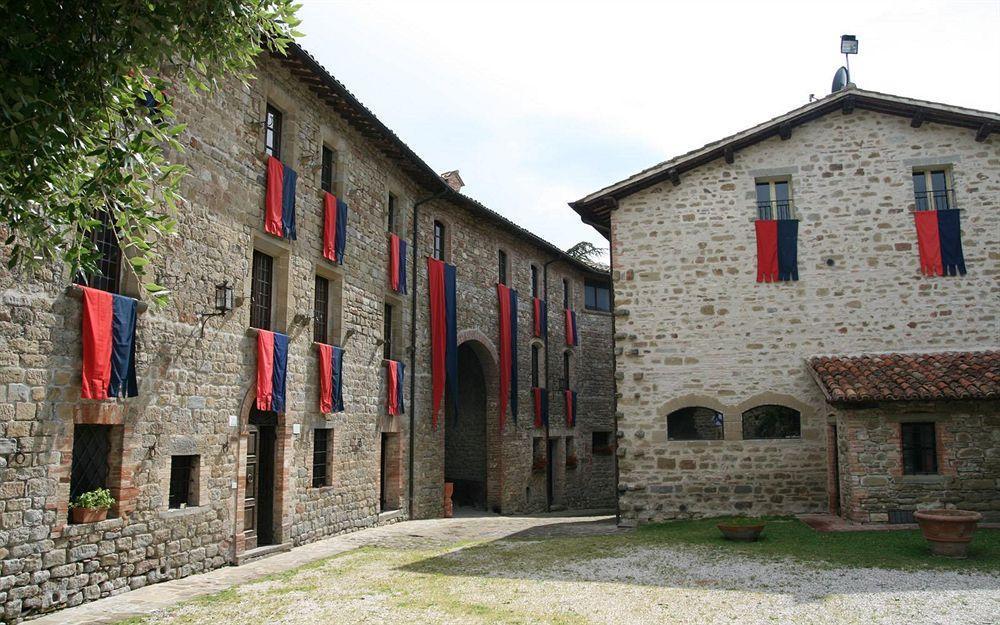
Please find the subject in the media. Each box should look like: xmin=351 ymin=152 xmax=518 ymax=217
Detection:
xmin=565 ymin=241 xmax=607 ymax=264
xmin=0 ymin=1 xmax=301 ymax=302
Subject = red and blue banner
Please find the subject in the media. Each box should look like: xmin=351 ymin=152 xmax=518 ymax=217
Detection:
xmin=386 ymin=359 xmax=405 ymax=416
xmin=564 ymin=389 xmax=577 ymax=427
xmin=80 ymin=287 xmax=138 ymax=400
xmin=497 ymin=283 xmax=519 ymax=431
xmin=533 ymin=298 xmax=547 ymax=338
xmin=754 ymin=219 xmax=798 ymax=282
xmin=914 ymin=209 xmax=966 ymax=276
xmin=265 ymin=156 xmax=297 ymax=240
xmin=532 ymin=387 xmax=548 ymax=428
xmin=323 ymin=192 xmax=348 ymax=264
xmin=317 ymin=343 xmax=345 ymax=414
xmin=428 ymin=258 xmax=458 ymax=429
xmin=564 ymin=308 xmax=578 ymax=346
xmin=389 ymin=234 xmax=407 ymax=294
xmin=256 ymin=330 xmax=288 ymax=413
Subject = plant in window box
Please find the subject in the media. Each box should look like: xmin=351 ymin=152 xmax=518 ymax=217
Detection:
xmin=593 ymin=444 xmax=615 ymax=456
xmin=565 ymin=454 xmax=579 ymax=469
xmin=531 ymin=458 xmax=547 ymax=473
xmin=69 ymin=488 xmax=116 ymax=524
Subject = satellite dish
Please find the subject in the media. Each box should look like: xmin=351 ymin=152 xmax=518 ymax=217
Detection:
xmin=831 ymin=66 xmax=850 ymax=93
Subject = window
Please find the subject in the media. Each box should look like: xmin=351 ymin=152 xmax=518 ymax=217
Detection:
xmin=387 ymin=193 xmax=397 ymax=233
xmin=912 ymin=169 xmax=952 ymax=212
xmin=741 ymin=405 xmax=801 ymax=439
xmin=531 ymin=344 xmax=540 ymax=387
xmin=70 ymin=424 xmax=111 ymax=505
xmin=755 ymin=178 xmax=793 ymax=220
xmin=312 ymin=428 xmax=331 ymax=488
xmin=584 ymin=280 xmax=611 ymax=312
xmin=562 ymin=351 xmax=571 ymax=389
xmin=250 ymin=250 xmax=274 ymax=330
xmin=498 ymin=250 xmax=508 ymax=285
xmin=168 ymin=455 xmax=199 ymax=508
xmin=74 ymin=211 xmax=122 ymax=294
xmin=313 ymin=275 xmax=329 ymax=344
xmin=433 ymin=220 xmax=445 ymax=260
xmin=592 ymin=430 xmax=613 ymax=454
xmin=901 ymin=422 xmax=938 ymax=475
xmin=383 ymin=303 xmax=393 ymax=360
xmin=321 ymin=145 xmax=336 ymax=193
xmin=562 ymin=278 xmax=570 ymax=308
xmin=667 ymin=407 xmax=724 ymax=441
xmin=530 ymin=265 xmax=539 ymax=298
xmin=264 ymin=104 xmax=282 ymax=159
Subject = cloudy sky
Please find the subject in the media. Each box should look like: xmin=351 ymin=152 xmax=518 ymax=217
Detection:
xmin=296 ymin=1 xmax=1000 ymax=258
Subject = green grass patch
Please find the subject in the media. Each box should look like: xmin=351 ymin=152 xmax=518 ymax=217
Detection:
xmin=637 ymin=516 xmax=1000 ymax=572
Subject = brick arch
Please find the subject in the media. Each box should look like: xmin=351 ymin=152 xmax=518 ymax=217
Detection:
xmin=655 ymin=394 xmax=730 ymax=420
xmin=456 ymin=328 xmax=498 ymax=370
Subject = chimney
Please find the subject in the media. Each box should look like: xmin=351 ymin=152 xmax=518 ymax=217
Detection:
xmin=440 ymin=170 xmax=465 ymax=192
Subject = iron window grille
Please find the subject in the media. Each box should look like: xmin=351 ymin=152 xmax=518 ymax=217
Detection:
xmin=168 ymin=455 xmax=197 ymax=508
xmin=584 ymin=280 xmax=611 ymax=312
xmin=74 ymin=211 xmax=122 ymax=294
xmin=531 ymin=344 xmax=540 ymax=387
xmin=901 ymin=422 xmax=938 ymax=475
xmin=250 ymin=250 xmax=274 ymax=330
xmin=755 ymin=180 xmax=796 ymax=220
xmin=562 ymin=279 xmax=570 ymax=309
xmin=667 ymin=407 xmax=724 ymax=441
xmin=321 ymin=145 xmax=335 ymax=193
xmin=530 ymin=265 xmax=539 ymax=298
xmin=383 ymin=303 xmax=393 ymax=360
xmin=387 ymin=193 xmax=397 ymax=233
xmin=312 ymin=428 xmax=330 ymax=488
xmin=264 ymin=104 xmax=282 ymax=159
xmin=498 ymin=250 xmax=508 ymax=285
xmin=562 ymin=351 xmax=571 ymax=389
xmin=912 ymin=170 xmax=956 ymax=212
xmin=70 ymin=424 xmax=111 ymax=503
xmin=433 ymin=221 xmax=445 ymax=260
xmin=741 ymin=405 xmax=801 ymax=439
xmin=313 ymin=275 xmax=330 ymax=344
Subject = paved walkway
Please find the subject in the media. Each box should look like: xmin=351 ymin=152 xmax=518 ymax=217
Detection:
xmin=29 ymin=510 xmax=617 ymax=625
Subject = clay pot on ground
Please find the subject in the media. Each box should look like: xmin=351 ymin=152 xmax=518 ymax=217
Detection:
xmin=717 ymin=522 xmax=765 ymax=542
xmin=443 ymin=482 xmax=454 ymax=518
xmin=71 ymin=507 xmax=108 ymax=524
xmin=914 ymin=509 xmax=982 ymax=558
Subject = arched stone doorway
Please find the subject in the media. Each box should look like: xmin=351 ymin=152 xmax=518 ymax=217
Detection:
xmin=445 ymin=339 xmax=500 ymax=511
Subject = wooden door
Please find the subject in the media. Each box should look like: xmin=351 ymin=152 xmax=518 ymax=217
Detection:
xmin=244 ymin=425 xmax=259 ymax=550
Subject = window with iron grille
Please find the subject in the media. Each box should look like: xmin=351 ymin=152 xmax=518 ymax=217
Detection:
xmin=74 ymin=211 xmax=122 ymax=293
xmin=592 ymin=430 xmax=612 ymax=449
xmin=312 ymin=428 xmax=330 ymax=488
xmin=741 ymin=405 xmax=801 ymax=439
xmin=912 ymin=169 xmax=954 ymax=211
xmin=433 ymin=221 xmax=445 ymax=260
xmin=250 ymin=250 xmax=273 ymax=330
xmin=755 ymin=179 xmax=795 ymax=220
xmin=70 ymin=424 xmax=111 ymax=503
xmin=531 ymin=265 xmax=539 ymax=298
xmin=901 ymin=422 xmax=938 ymax=475
xmin=168 ymin=455 xmax=198 ymax=508
xmin=562 ymin=278 xmax=570 ymax=308
xmin=498 ymin=250 xmax=508 ymax=285
xmin=667 ymin=407 xmax=724 ymax=441
xmin=383 ymin=303 xmax=393 ymax=360
xmin=265 ymin=104 xmax=282 ymax=159
xmin=313 ymin=275 xmax=329 ymax=344
xmin=584 ymin=280 xmax=611 ymax=312
xmin=387 ymin=193 xmax=397 ymax=233
xmin=321 ymin=145 xmax=335 ymax=193
xmin=531 ymin=344 xmax=540 ymax=387
xmin=562 ymin=351 xmax=571 ymax=389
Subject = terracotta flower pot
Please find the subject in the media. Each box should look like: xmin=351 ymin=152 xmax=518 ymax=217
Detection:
xmin=717 ymin=523 xmax=765 ymax=542
xmin=914 ymin=509 xmax=982 ymax=558
xmin=443 ymin=482 xmax=454 ymax=518
xmin=71 ymin=507 xmax=108 ymax=524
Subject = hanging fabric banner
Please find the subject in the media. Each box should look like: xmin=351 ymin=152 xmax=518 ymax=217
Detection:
xmin=755 ymin=219 xmax=799 ymax=282
xmin=444 ymin=263 xmax=458 ymax=420
xmin=256 ymin=330 xmax=289 ymax=412
xmin=533 ymin=297 xmax=547 ymax=338
xmin=80 ymin=287 xmax=138 ymax=400
xmin=389 ymin=234 xmax=408 ymax=294
xmin=428 ymin=257 xmax=459 ymax=429
xmin=564 ymin=389 xmax=577 ymax=427
xmin=317 ymin=343 xmax=345 ymax=414
xmin=265 ymin=156 xmax=297 ymax=240
xmin=496 ymin=283 xmax=519 ymax=432
xmin=564 ymin=308 xmax=579 ymax=346
xmin=386 ymin=359 xmax=406 ymax=416
xmin=323 ymin=192 xmax=348 ymax=264
xmin=532 ymin=387 xmax=548 ymax=428
xmin=915 ymin=209 xmax=966 ymax=276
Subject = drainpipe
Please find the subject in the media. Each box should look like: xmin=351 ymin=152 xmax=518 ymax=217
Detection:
xmin=542 ymin=257 xmax=560 ymax=512
xmin=606 ymin=197 xmax=621 ymax=525
xmin=407 ymin=189 xmax=449 ymax=520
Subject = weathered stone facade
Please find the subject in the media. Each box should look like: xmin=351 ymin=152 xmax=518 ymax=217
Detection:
xmin=572 ymin=90 xmax=999 ymax=526
xmin=0 ymin=46 xmax=614 ymax=622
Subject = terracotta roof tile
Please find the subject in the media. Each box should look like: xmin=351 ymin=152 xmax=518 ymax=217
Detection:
xmin=807 ymin=351 xmax=1000 ymax=403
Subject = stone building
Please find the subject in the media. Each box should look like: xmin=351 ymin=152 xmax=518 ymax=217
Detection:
xmin=0 ymin=43 xmax=614 ymax=622
xmin=570 ymin=87 xmax=999 ymax=526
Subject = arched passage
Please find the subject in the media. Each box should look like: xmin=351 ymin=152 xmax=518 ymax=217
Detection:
xmin=445 ymin=340 xmax=493 ymax=510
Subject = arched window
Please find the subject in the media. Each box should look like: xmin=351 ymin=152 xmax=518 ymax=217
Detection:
xmin=741 ymin=405 xmax=801 ymax=439
xmin=667 ymin=407 xmax=723 ymax=441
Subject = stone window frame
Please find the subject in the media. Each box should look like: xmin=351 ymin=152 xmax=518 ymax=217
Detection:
xmin=910 ymin=166 xmax=956 ymax=212
xmin=257 ymin=84 xmax=300 ymax=168
xmin=382 ymin=292 xmax=405 ymax=361
xmin=666 ymin=406 xmax=725 ymax=441
xmin=561 ymin=349 xmax=573 ymax=389
xmin=876 ymin=412 xmax=955 ymax=480
xmin=313 ymin=263 xmax=344 ymax=346
xmin=562 ymin=277 xmax=571 ymax=309
xmin=157 ymin=436 xmax=209 ymax=513
xmin=310 ymin=426 xmax=335 ymax=490
xmin=529 ymin=339 xmax=544 ymax=388
xmin=317 ymin=123 xmax=349 ymax=198
xmin=497 ymin=248 xmax=510 ymax=286
xmin=530 ymin=263 xmax=541 ymax=299
xmin=739 ymin=404 xmax=802 ymax=440
xmin=249 ymin=235 xmax=292 ymax=333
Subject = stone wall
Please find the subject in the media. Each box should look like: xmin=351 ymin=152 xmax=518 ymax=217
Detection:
xmin=611 ymin=108 xmax=999 ymax=525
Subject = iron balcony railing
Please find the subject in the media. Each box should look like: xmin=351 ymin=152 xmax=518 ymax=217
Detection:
xmin=756 ymin=199 xmax=797 ymax=221
xmin=913 ymin=188 xmax=958 ymax=212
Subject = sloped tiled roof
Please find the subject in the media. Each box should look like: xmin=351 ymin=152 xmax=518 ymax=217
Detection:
xmin=807 ymin=351 xmax=1000 ymax=403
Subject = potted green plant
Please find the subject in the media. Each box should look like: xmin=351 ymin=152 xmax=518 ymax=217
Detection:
xmin=69 ymin=488 xmax=115 ymax=524
xmin=914 ymin=509 xmax=983 ymax=558
xmin=717 ymin=517 xmax=766 ymax=542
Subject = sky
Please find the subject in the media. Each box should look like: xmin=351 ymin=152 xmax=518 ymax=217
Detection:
xmin=296 ymin=0 xmax=1000 ymax=259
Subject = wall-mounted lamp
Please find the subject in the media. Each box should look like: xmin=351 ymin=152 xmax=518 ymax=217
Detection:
xmin=198 ymin=280 xmax=235 ymax=336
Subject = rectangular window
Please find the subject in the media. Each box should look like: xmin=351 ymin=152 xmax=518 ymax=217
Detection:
xmin=387 ymin=193 xmax=397 ymax=233
xmin=562 ymin=278 xmax=570 ymax=309
xmin=312 ymin=428 xmax=330 ymax=488
xmin=584 ymin=280 xmax=611 ymax=312
xmin=531 ymin=265 xmax=539 ymax=298
xmin=383 ymin=303 xmax=393 ymax=360
xmin=250 ymin=250 xmax=274 ymax=330
xmin=313 ymin=275 xmax=329 ymax=344
xmin=562 ymin=351 xmax=571 ymax=389
xmin=433 ymin=221 xmax=445 ymax=260
xmin=755 ymin=178 xmax=793 ymax=220
xmin=264 ymin=104 xmax=282 ymax=159
xmin=901 ymin=422 xmax=938 ymax=475
xmin=531 ymin=344 xmax=540 ymax=387
xmin=74 ymin=211 xmax=122 ymax=294
xmin=498 ymin=250 xmax=508 ymax=285
xmin=912 ymin=169 xmax=952 ymax=211
xmin=168 ymin=455 xmax=198 ymax=508
xmin=70 ymin=424 xmax=111 ymax=504
xmin=321 ymin=145 xmax=335 ymax=193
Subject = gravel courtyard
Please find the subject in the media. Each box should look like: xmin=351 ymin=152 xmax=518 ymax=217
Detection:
xmin=34 ymin=513 xmax=1000 ymax=625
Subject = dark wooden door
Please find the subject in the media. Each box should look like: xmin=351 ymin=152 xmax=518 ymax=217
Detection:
xmin=379 ymin=433 xmax=388 ymax=512
xmin=546 ymin=439 xmax=556 ymax=509
xmin=256 ymin=425 xmax=276 ymax=545
xmin=244 ymin=425 xmax=259 ymax=550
